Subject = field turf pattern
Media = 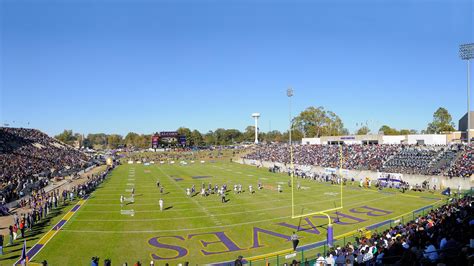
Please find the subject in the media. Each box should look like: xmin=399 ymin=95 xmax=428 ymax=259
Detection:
xmin=17 ymin=160 xmax=443 ymax=265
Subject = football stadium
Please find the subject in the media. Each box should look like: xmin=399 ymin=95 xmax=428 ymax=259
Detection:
xmin=1 ymin=1 xmax=474 ymax=266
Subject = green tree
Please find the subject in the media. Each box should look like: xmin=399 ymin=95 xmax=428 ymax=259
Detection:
xmin=107 ymin=134 xmax=123 ymax=149
xmin=293 ymin=106 xmax=345 ymax=137
xmin=191 ymin=130 xmax=204 ymax=146
xmin=242 ymin=126 xmax=256 ymax=142
xmin=224 ymin=129 xmax=243 ymax=144
xmin=124 ymin=132 xmax=140 ymax=147
xmin=55 ymin=130 xmax=77 ymax=145
xmin=282 ymin=128 xmax=303 ymax=142
xmin=177 ymin=127 xmax=193 ymax=146
xmin=379 ymin=125 xmax=400 ymax=135
xmin=82 ymin=137 xmax=93 ymax=148
xmin=204 ymin=131 xmax=216 ymax=146
xmin=87 ymin=133 xmax=108 ymax=148
xmin=399 ymin=129 xmax=418 ymax=135
xmin=356 ymin=126 xmax=371 ymax=135
xmin=426 ymin=107 xmax=455 ymax=133
xmin=266 ymin=130 xmax=283 ymax=142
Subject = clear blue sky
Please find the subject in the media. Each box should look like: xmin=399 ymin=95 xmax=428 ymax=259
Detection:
xmin=1 ymin=0 xmax=473 ymax=136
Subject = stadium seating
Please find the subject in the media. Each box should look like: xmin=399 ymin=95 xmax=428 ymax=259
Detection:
xmin=244 ymin=144 xmax=474 ymax=178
xmin=327 ymin=196 xmax=473 ymax=265
xmin=446 ymin=145 xmax=474 ymax=178
xmin=0 ymin=127 xmax=93 ymax=203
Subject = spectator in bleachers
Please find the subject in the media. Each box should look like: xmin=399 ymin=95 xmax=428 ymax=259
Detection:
xmin=0 ymin=127 xmax=93 ymax=204
xmin=243 ymin=144 xmax=473 ymax=178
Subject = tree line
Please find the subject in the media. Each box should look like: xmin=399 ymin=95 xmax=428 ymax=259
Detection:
xmin=54 ymin=106 xmax=457 ymax=149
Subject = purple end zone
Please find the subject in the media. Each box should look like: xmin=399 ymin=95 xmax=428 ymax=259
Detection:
xmin=174 ymin=178 xmax=184 ymax=181
xmin=71 ymin=204 xmax=81 ymax=212
xmin=192 ymin=176 xmax=212 ymax=179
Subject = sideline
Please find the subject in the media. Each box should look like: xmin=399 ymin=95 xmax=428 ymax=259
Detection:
xmin=12 ymin=196 xmax=89 ymax=265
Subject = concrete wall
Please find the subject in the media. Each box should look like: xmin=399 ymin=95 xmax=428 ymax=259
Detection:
xmin=382 ymin=135 xmax=406 ymax=144
xmin=302 ymin=134 xmax=454 ymax=145
xmin=302 ymin=138 xmax=321 ymax=145
xmin=407 ymin=134 xmax=447 ymax=145
xmin=237 ymin=159 xmax=472 ymax=190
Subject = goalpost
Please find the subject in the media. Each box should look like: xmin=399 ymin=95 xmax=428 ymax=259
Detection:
xmin=290 ymin=145 xmax=345 ymax=247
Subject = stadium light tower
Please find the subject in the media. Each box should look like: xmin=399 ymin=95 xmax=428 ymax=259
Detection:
xmin=287 ymin=87 xmax=295 ymax=216
xmin=460 ymin=43 xmax=474 ymax=143
xmin=252 ymin=113 xmax=260 ymax=144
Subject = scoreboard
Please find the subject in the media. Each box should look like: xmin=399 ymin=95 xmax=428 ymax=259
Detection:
xmin=151 ymin=135 xmax=160 ymax=149
xmin=178 ymin=135 xmax=186 ymax=145
xmin=151 ymin=131 xmax=187 ymax=147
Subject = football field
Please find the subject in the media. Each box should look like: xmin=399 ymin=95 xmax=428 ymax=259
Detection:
xmin=25 ymin=161 xmax=444 ymax=265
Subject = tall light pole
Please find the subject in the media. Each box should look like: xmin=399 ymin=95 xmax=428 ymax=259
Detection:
xmin=287 ymin=87 xmax=295 ymax=217
xmin=251 ymin=113 xmax=260 ymax=144
xmin=460 ymin=43 xmax=474 ymax=143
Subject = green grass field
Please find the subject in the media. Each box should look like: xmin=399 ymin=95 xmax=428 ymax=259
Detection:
xmin=15 ymin=161 xmax=444 ymax=265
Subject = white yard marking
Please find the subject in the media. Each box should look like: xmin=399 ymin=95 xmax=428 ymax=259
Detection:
xmin=120 ymin=209 xmax=135 ymax=216
xmin=62 ymin=195 xmax=393 ymax=234
xmin=79 ymin=192 xmax=374 ymax=214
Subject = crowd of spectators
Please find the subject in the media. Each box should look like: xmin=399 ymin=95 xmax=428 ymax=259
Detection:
xmin=1 ymin=166 xmax=114 ymax=253
xmin=243 ymin=144 xmax=474 ymax=178
xmin=0 ymin=127 xmax=92 ymax=203
xmin=446 ymin=145 xmax=474 ymax=178
xmin=244 ymin=144 xmax=399 ymax=171
xmin=313 ymin=195 xmax=473 ymax=266
xmin=381 ymin=147 xmax=442 ymax=175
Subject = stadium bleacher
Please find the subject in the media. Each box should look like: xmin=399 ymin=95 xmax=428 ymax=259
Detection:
xmin=0 ymin=127 xmax=94 ymax=203
xmin=244 ymin=144 xmax=474 ymax=178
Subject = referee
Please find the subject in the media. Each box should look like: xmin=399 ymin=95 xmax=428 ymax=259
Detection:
xmin=291 ymin=232 xmax=299 ymax=251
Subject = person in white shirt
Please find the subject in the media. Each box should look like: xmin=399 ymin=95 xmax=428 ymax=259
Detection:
xmin=159 ymin=198 xmax=164 ymax=212
xmin=315 ymin=253 xmax=325 ymax=266
xmin=325 ymin=253 xmax=335 ymax=266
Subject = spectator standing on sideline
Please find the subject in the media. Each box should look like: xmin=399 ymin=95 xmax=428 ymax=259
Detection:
xmin=291 ymin=232 xmax=299 ymax=251
xmin=234 ymin=255 xmax=243 ymax=266
xmin=8 ymin=225 xmax=13 ymax=245
xmin=0 ymin=234 xmax=4 ymax=255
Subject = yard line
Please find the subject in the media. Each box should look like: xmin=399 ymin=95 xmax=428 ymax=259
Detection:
xmin=61 ymin=194 xmax=396 ymax=233
xmin=75 ymin=192 xmax=390 ymax=217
